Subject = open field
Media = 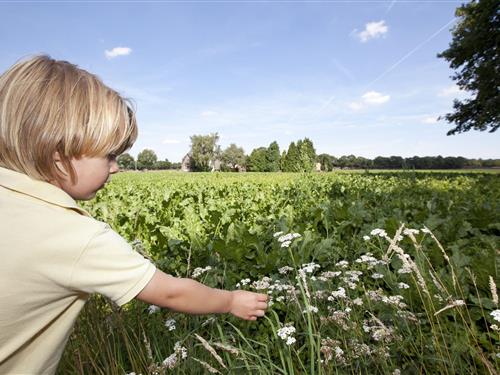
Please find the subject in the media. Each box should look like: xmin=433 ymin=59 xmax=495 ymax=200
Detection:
xmin=60 ymin=171 xmax=500 ymax=374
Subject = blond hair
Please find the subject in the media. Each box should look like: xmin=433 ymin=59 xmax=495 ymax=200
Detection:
xmin=0 ymin=55 xmax=137 ymax=183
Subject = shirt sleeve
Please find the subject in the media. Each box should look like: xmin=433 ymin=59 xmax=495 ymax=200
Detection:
xmin=69 ymin=225 xmax=156 ymax=306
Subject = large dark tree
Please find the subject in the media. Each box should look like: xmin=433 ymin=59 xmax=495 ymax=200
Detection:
xmin=438 ymin=0 xmax=500 ymax=134
xmin=117 ymin=153 xmax=135 ymax=170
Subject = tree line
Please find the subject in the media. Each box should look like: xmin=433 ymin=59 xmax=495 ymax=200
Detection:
xmin=117 ymin=134 xmax=500 ymax=172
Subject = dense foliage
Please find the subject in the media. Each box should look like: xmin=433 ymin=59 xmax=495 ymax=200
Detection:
xmin=61 ymin=171 xmax=499 ymax=374
xmin=438 ymin=0 xmax=500 ymax=134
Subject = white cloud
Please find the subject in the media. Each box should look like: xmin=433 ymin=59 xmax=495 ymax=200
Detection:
xmin=361 ymin=91 xmax=390 ymax=104
xmin=350 ymin=90 xmax=390 ymax=110
xmin=200 ymin=110 xmax=219 ymax=117
xmin=354 ymin=21 xmax=388 ymax=43
xmin=438 ymin=85 xmax=462 ymax=97
xmin=162 ymin=138 xmax=181 ymax=144
xmin=105 ymin=47 xmax=132 ymax=59
xmin=422 ymin=116 xmax=439 ymax=124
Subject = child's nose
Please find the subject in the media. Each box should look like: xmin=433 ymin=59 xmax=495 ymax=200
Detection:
xmin=110 ymin=160 xmax=119 ymax=174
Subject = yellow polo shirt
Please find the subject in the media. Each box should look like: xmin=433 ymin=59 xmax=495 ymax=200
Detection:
xmin=0 ymin=166 xmax=156 ymax=374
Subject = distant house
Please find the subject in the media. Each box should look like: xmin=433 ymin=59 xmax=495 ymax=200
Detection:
xmin=181 ymin=153 xmax=192 ymax=172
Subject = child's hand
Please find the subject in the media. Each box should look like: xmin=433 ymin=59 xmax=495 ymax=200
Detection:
xmin=229 ymin=290 xmax=268 ymax=321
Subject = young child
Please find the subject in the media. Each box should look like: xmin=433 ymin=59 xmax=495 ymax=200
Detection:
xmin=0 ymin=55 xmax=268 ymax=374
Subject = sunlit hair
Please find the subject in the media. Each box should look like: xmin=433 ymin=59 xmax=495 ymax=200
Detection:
xmin=0 ymin=55 xmax=137 ymax=183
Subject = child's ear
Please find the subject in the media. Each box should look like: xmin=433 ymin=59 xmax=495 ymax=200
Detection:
xmin=53 ymin=151 xmax=61 ymax=162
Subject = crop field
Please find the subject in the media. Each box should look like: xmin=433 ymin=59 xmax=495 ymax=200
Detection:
xmin=59 ymin=171 xmax=500 ymax=374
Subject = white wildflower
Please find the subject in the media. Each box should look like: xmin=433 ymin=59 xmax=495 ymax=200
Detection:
xmin=148 ymin=305 xmax=160 ymax=314
xmin=277 ymin=325 xmax=296 ymax=346
xmin=352 ymin=297 xmax=363 ymax=306
xmin=393 ymin=369 xmax=401 ymax=375
xmin=192 ymin=266 xmax=212 ymax=279
xmin=164 ymin=319 xmax=176 ymax=331
xmin=162 ymin=341 xmax=187 ymax=369
xmin=273 ymin=231 xmax=284 ymax=238
xmin=490 ymin=324 xmax=499 ymax=332
xmin=321 ymin=271 xmax=342 ymax=279
xmin=278 ymin=266 xmax=294 ymax=274
xmin=303 ymin=305 xmax=319 ymax=314
xmin=363 ymin=235 xmax=370 ymax=241
xmin=421 ymin=227 xmax=431 ymax=234
xmin=398 ymin=282 xmax=410 ymax=289
xmin=300 ymin=262 xmax=320 ymax=274
xmin=335 ymin=260 xmax=349 ymax=268
xmin=281 ymin=240 xmax=292 ymax=248
xmin=491 ymin=309 xmax=500 ymax=322
xmin=236 ymin=278 xmax=251 ymax=288
xmin=328 ymin=287 xmax=347 ymax=300
xmin=370 ymin=228 xmax=387 ymax=237
xmin=252 ymin=277 xmax=272 ymax=290
xmin=372 ymin=273 xmax=384 ymax=279
xmin=403 ymin=228 xmax=419 ymax=236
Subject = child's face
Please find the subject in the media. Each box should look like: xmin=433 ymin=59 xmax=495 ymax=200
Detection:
xmin=54 ymin=155 xmax=119 ymax=200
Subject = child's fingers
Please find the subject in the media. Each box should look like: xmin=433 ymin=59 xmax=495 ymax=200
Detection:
xmin=254 ymin=310 xmax=266 ymax=317
xmin=256 ymin=302 xmax=268 ymax=310
xmin=256 ymin=293 xmax=268 ymax=301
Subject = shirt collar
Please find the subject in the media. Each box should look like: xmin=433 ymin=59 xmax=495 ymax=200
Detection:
xmin=0 ymin=166 xmax=91 ymax=217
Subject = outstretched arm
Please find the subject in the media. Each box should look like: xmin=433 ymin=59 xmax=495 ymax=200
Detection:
xmin=136 ymin=270 xmax=268 ymax=321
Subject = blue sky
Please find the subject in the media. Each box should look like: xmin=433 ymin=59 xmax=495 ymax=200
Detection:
xmin=1 ymin=0 xmax=498 ymax=162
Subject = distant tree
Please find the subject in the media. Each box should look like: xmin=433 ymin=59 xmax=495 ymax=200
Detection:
xmin=279 ymin=150 xmax=287 ymax=171
xmin=438 ymin=0 xmax=500 ymax=134
xmin=317 ymin=153 xmax=333 ymax=171
xmin=154 ymin=159 xmax=172 ymax=170
xmin=221 ymin=143 xmax=246 ymax=171
xmin=137 ymin=149 xmax=157 ymax=170
xmin=171 ymin=162 xmax=182 ymax=170
xmin=247 ymin=147 xmax=268 ymax=172
xmin=117 ymin=153 xmax=135 ymax=170
xmin=283 ymin=142 xmax=301 ymax=172
xmin=265 ymin=141 xmax=281 ymax=172
xmin=190 ymin=133 xmax=221 ymax=172
xmin=297 ymin=138 xmax=316 ymax=172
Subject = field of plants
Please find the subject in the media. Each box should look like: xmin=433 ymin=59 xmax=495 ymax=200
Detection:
xmin=59 ymin=171 xmax=500 ymax=374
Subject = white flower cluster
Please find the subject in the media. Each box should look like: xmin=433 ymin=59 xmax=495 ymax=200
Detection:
xmin=278 ymin=266 xmax=294 ymax=274
xmin=403 ymin=228 xmax=420 ymax=236
xmin=491 ymin=309 xmax=500 ymax=322
xmin=303 ymin=305 xmax=319 ymax=314
xmin=252 ymin=276 xmax=273 ymax=290
xmin=335 ymin=260 xmax=349 ymax=269
xmin=300 ymin=262 xmax=320 ymax=274
xmin=328 ymin=287 xmax=347 ymax=300
xmin=164 ymin=318 xmax=176 ymax=331
xmin=148 ymin=305 xmax=160 ymax=314
xmin=236 ymin=278 xmax=251 ymax=288
xmin=398 ymin=282 xmax=410 ymax=289
xmin=355 ymin=253 xmax=386 ymax=269
xmin=371 ymin=273 xmax=384 ymax=279
xmin=274 ymin=231 xmax=302 ymax=248
xmin=162 ymin=341 xmax=188 ymax=369
xmin=343 ymin=270 xmax=363 ymax=289
xmin=370 ymin=228 xmax=388 ymax=238
xmin=363 ymin=320 xmax=396 ymax=343
xmin=277 ymin=325 xmax=297 ymax=345
xmin=192 ymin=266 xmax=212 ymax=279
